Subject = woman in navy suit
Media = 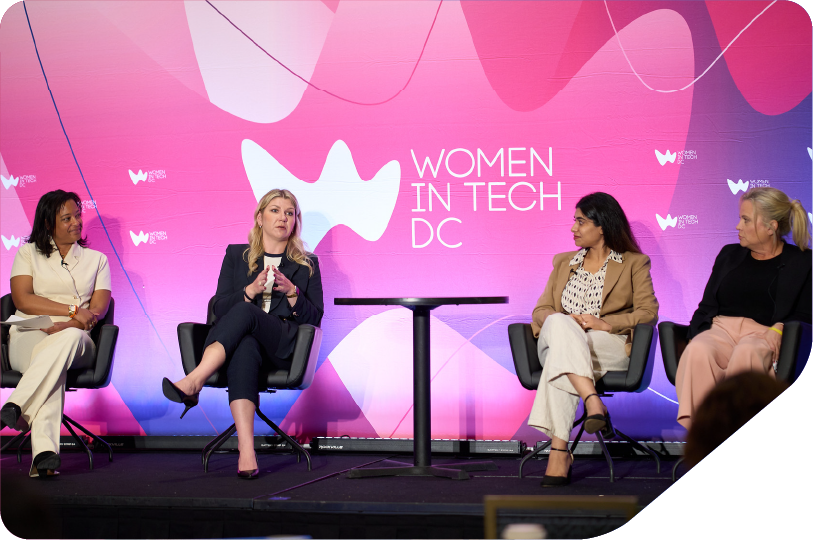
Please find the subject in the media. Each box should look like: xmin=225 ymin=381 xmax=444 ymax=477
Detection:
xmin=162 ymin=189 xmax=323 ymax=478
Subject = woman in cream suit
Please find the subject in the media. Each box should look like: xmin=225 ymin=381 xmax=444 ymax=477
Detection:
xmin=1 ymin=190 xmax=111 ymax=477
xmin=528 ymin=192 xmax=658 ymax=487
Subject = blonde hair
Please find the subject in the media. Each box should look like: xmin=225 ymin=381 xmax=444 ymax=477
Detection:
xmin=244 ymin=189 xmax=314 ymax=276
xmin=741 ymin=187 xmax=810 ymax=251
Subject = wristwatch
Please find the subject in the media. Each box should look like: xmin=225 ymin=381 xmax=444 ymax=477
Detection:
xmin=286 ymin=286 xmax=299 ymax=299
xmin=68 ymin=304 xmax=78 ymax=318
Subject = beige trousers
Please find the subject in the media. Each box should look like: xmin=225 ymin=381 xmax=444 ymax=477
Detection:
xmin=8 ymin=326 xmax=95 ymax=469
xmin=675 ymin=316 xmax=774 ymax=430
xmin=528 ymin=313 xmax=629 ymax=441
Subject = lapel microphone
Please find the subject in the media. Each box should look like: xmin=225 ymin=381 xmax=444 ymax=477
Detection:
xmin=61 ymin=259 xmax=68 ymax=269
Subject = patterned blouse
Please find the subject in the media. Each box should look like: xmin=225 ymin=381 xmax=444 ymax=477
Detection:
xmin=560 ymin=249 xmax=624 ymax=317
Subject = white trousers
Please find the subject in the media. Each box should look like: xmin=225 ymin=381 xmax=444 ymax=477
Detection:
xmin=528 ymin=313 xmax=628 ymax=441
xmin=8 ymin=326 xmax=95 ymax=468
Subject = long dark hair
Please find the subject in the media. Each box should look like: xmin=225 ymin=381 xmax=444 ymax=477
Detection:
xmin=576 ymin=192 xmax=641 ymax=254
xmin=26 ymin=189 xmax=87 ymax=258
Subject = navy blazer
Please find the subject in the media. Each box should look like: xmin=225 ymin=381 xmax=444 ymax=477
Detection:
xmin=688 ymin=243 xmax=812 ymax=339
xmin=211 ymin=244 xmax=324 ymax=358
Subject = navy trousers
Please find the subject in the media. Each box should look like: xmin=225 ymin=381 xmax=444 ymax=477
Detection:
xmin=204 ymin=302 xmax=289 ymax=405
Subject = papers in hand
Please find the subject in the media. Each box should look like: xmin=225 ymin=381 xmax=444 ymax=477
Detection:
xmin=1 ymin=315 xmax=53 ymax=329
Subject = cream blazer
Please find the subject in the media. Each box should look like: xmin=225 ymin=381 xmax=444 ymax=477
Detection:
xmin=9 ymin=242 xmax=111 ymax=325
xmin=531 ymin=250 xmax=659 ymax=356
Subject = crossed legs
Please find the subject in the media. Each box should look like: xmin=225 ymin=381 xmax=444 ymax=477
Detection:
xmin=528 ymin=314 xmax=628 ymax=478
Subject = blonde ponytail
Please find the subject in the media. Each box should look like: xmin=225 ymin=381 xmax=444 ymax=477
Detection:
xmin=243 ymin=189 xmax=314 ymax=276
xmin=790 ymin=199 xmax=811 ymax=251
xmin=741 ymin=187 xmax=810 ymax=251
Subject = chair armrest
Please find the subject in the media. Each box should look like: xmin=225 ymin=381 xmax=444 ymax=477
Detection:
xmin=625 ymin=323 xmax=657 ymax=392
xmin=286 ymin=325 xmax=322 ymax=390
xmin=177 ymin=322 xmax=213 ymax=377
xmin=658 ymin=322 xmax=689 ymax=386
xmin=91 ymin=323 xmax=119 ymax=387
xmin=508 ymin=323 xmax=541 ymax=390
xmin=776 ymin=321 xmax=812 ymax=383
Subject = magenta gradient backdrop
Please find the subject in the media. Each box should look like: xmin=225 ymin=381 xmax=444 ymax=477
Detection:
xmin=1 ymin=1 xmax=810 ymax=444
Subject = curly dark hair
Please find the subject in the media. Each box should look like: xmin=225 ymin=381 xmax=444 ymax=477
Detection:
xmin=26 ymin=189 xmax=87 ymax=258
xmin=575 ymin=192 xmax=641 ymax=254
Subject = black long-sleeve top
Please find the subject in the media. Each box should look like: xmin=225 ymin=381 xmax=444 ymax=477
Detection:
xmin=688 ymin=243 xmax=811 ymax=340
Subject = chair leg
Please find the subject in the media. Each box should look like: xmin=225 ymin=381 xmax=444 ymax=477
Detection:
xmin=203 ymin=424 xmax=236 ymax=473
xmin=672 ymin=457 xmax=684 ymax=482
xmin=614 ymin=427 xmax=661 ymax=474
xmin=63 ymin=414 xmax=113 ymax=463
xmin=16 ymin=432 xmax=31 ymax=463
xmin=569 ymin=412 xmax=587 ymax=455
xmin=62 ymin=418 xmax=94 ymax=470
xmin=201 ymin=424 xmax=236 ymax=465
xmin=518 ymin=440 xmax=551 ymax=479
xmin=255 ymin=408 xmax=312 ymax=471
xmin=1 ymin=430 xmax=29 ymax=455
xmin=595 ymin=431 xmax=614 ymax=483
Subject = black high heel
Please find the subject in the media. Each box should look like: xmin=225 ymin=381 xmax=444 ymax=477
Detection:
xmin=162 ymin=377 xmax=200 ymax=419
xmin=237 ymin=452 xmax=259 ymax=479
xmin=541 ymin=447 xmax=573 ymax=487
xmin=0 ymin=402 xmax=24 ymax=431
xmin=583 ymin=393 xmax=615 ymax=438
xmin=31 ymin=451 xmax=61 ymax=478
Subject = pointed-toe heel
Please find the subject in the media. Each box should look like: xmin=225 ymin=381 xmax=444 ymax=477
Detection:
xmin=238 ymin=452 xmax=259 ymax=479
xmin=541 ymin=448 xmax=573 ymax=488
xmin=162 ymin=377 xmax=200 ymax=419
xmin=0 ymin=402 xmax=23 ymax=431
xmin=237 ymin=468 xmax=259 ymax=479
xmin=583 ymin=393 xmax=612 ymax=436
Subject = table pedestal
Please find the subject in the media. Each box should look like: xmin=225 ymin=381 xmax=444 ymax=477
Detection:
xmin=347 ymin=306 xmax=498 ymax=480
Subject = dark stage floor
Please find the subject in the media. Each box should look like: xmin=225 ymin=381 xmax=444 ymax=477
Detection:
xmin=1 ymin=449 xmax=674 ymax=538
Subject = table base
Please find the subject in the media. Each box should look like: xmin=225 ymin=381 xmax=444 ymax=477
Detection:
xmin=346 ymin=459 xmax=498 ymax=480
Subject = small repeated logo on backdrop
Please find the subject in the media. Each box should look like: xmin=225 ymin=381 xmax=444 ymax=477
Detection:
xmin=656 ymin=213 xmax=698 ymax=231
xmin=655 ymin=149 xmax=696 ymax=166
xmin=129 ymin=169 xmax=165 ymax=185
xmin=655 ymin=213 xmax=677 ymax=230
xmin=727 ymin=179 xmax=748 ymax=194
xmin=81 ymin=200 xmax=97 ymax=211
xmin=727 ymin=178 xmax=770 ymax=194
xmin=1 ymin=235 xmax=21 ymax=250
xmin=130 ymin=230 xmax=167 ymax=246
xmin=655 ymin=150 xmax=676 ymax=166
xmin=1 ymin=174 xmax=36 ymax=190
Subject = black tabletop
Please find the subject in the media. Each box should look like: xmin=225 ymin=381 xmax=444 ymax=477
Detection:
xmin=334 ymin=297 xmax=508 ymax=307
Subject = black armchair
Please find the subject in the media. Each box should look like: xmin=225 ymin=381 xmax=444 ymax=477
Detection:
xmin=1 ymin=293 xmax=118 ymax=469
xmin=177 ymin=296 xmax=322 ymax=472
xmin=658 ymin=320 xmax=811 ymax=480
xmin=508 ymin=323 xmax=661 ymax=482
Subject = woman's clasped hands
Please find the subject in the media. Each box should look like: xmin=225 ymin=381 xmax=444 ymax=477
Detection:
xmin=42 ymin=307 xmax=97 ymax=334
xmin=570 ymin=313 xmax=612 ymax=332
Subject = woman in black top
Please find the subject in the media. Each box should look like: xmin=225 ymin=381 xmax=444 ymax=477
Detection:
xmin=675 ymin=187 xmax=811 ymax=429
xmin=162 ymin=189 xmax=323 ymax=477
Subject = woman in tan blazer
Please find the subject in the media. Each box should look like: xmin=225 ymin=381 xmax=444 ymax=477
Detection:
xmin=1 ymin=190 xmax=111 ymax=478
xmin=528 ymin=192 xmax=658 ymax=487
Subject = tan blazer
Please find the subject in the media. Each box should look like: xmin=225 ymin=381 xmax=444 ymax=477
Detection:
xmin=531 ymin=250 xmax=659 ymax=356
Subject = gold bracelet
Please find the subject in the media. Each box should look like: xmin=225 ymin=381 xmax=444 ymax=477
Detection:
xmin=769 ymin=326 xmax=783 ymax=336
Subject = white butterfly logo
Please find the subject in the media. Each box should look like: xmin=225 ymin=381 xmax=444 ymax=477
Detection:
xmin=129 ymin=170 xmax=148 ymax=184
xmin=130 ymin=231 xmax=149 ymax=246
xmin=656 ymin=214 xmax=677 ymax=231
xmin=1 ymin=235 xmax=21 ymax=250
xmin=726 ymin=179 xmax=748 ymax=195
xmin=655 ymin=150 xmax=676 ymax=166
xmin=1 ymin=175 xmax=19 ymax=189
xmin=242 ymin=139 xmax=400 ymax=250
